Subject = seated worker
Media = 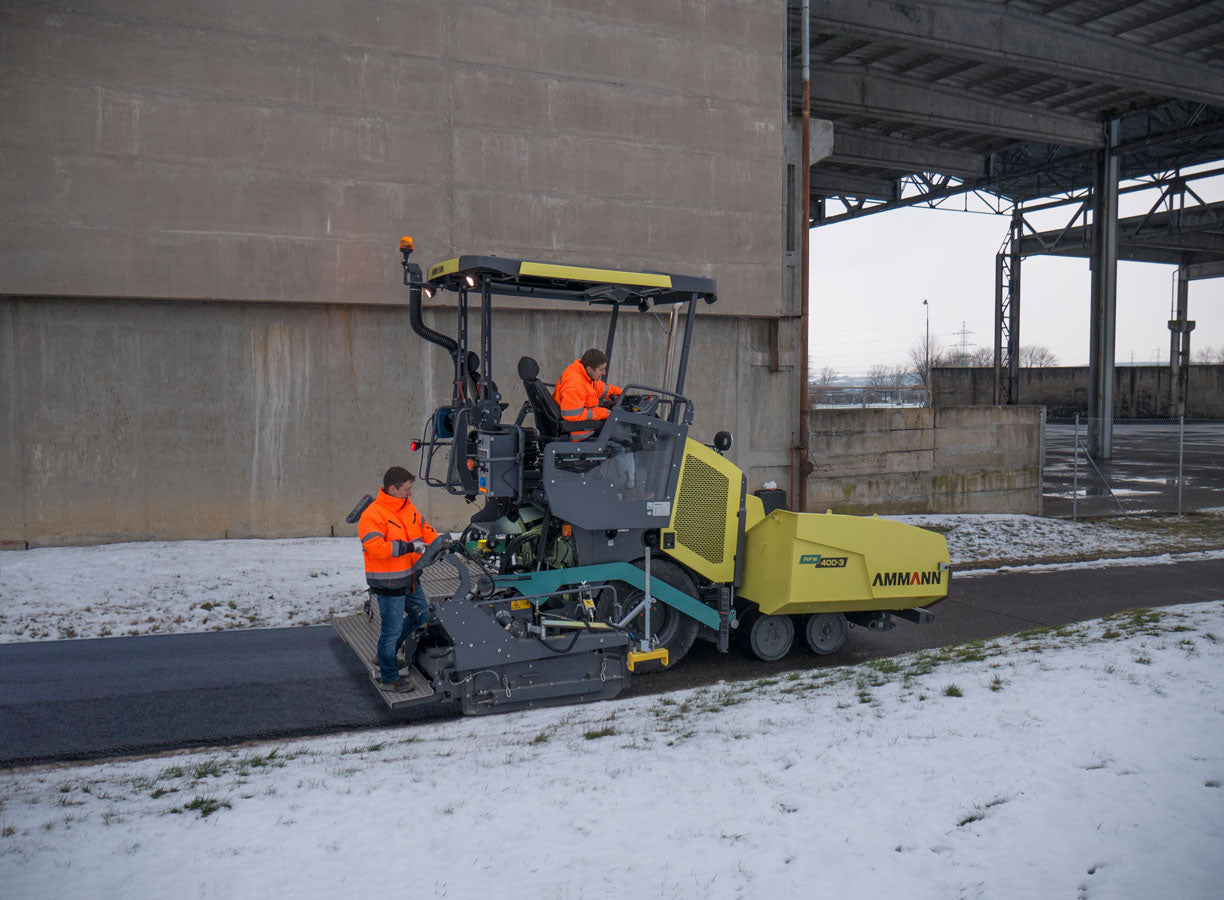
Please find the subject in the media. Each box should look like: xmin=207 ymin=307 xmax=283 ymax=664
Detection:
xmin=554 ymin=349 xmax=639 ymax=495
xmin=554 ymin=348 xmax=622 ymax=439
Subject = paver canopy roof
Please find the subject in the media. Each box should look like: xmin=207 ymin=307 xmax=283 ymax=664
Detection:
xmin=425 ymin=256 xmax=718 ymax=306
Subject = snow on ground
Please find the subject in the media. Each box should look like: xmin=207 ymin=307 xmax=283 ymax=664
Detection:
xmin=2 ymin=514 xmax=1220 ymax=644
xmin=2 ymin=602 xmax=1222 ymax=899
xmin=0 ymin=538 xmax=363 ymax=643
xmin=893 ymin=512 xmax=1210 ymax=565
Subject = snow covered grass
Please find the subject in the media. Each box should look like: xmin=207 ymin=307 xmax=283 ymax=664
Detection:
xmin=0 ymin=538 xmax=363 ymax=643
xmin=2 ymin=513 xmax=1222 ymax=643
xmin=895 ymin=510 xmax=1224 ymax=571
xmin=2 ymin=601 xmax=1222 ymax=898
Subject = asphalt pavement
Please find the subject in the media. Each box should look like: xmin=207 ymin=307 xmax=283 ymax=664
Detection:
xmin=3 ymin=556 xmax=1222 ymax=768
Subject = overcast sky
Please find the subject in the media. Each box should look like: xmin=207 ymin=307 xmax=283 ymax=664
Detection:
xmin=809 ymin=179 xmax=1224 ymax=379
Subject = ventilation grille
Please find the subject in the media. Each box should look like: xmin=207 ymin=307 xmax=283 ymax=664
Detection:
xmin=674 ymin=454 xmax=730 ymax=564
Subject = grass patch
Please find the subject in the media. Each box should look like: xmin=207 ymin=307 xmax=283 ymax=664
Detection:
xmin=943 ymin=683 xmax=963 ymax=698
xmin=182 ymin=795 xmax=230 ymax=818
xmin=584 ymin=726 xmax=617 ymax=740
xmin=339 ymin=743 xmax=384 ymax=755
xmin=864 ymin=657 xmax=903 ymax=675
xmin=192 ymin=760 xmax=225 ymax=779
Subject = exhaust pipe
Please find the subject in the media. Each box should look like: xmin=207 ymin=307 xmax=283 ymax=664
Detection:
xmin=401 ymin=236 xmax=460 ymax=371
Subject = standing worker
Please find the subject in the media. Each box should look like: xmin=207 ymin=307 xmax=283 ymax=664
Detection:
xmin=358 ymin=466 xmax=438 ymax=691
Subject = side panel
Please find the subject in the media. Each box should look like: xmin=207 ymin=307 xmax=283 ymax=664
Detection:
xmin=740 ymin=511 xmax=951 ymax=615
xmin=660 ymin=439 xmax=741 ymax=584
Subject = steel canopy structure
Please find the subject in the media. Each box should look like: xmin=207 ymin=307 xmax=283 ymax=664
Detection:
xmin=790 ymin=0 xmax=1224 ymax=456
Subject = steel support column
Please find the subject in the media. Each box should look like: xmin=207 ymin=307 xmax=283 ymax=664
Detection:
xmin=798 ymin=0 xmax=812 ymax=512
xmin=1168 ymin=267 xmax=1194 ymax=419
xmin=993 ymin=210 xmax=1023 ymax=405
xmin=1088 ymin=120 xmax=1120 ymax=459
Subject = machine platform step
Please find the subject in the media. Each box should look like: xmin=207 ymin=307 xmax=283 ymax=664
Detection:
xmin=331 ymin=609 xmax=436 ymax=708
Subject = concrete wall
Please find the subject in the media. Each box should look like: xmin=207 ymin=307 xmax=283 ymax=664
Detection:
xmin=806 ymin=406 xmax=1043 ymax=515
xmin=1 ymin=1 xmax=785 ymax=314
xmin=932 ymin=366 xmax=1224 ymax=419
xmin=1 ymin=2 xmax=802 ymax=547
xmin=0 ymin=295 xmax=789 ymax=547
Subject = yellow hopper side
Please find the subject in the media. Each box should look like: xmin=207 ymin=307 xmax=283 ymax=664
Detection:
xmin=739 ymin=510 xmax=950 ymax=616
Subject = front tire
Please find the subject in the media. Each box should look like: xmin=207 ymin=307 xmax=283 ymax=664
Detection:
xmin=598 ymin=559 xmax=700 ymax=674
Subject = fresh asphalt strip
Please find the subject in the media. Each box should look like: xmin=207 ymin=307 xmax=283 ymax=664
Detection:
xmin=3 ymin=556 xmax=1222 ymax=768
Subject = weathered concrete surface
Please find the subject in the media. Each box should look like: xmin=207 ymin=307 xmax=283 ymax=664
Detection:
xmin=807 ymin=407 xmax=1043 ymax=515
xmin=0 ymin=296 xmax=793 ymax=546
xmin=0 ymin=1 xmax=802 ymax=546
xmin=0 ymin=0 xmax=784 ymax=316
xmin=932 ymin=366 xmax=1224 ymax=419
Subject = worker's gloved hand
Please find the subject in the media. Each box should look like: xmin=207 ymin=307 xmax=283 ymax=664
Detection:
xmin=408 ymin=539 xmax=426 ymax=554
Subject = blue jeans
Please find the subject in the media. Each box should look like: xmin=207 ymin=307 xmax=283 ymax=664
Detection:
xmin=376 ymin=582 xmax=430 ymax=683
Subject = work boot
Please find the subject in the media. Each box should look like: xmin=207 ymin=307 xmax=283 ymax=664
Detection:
xmin=378 ymin=677 xmax=417 ymax=693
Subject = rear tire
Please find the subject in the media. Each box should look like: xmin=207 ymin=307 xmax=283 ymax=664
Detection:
xmin=741 ymin=612 xmax=794 ymax=661
xmin=598 ymin=559 xmax=700 ymax=674
xmin=804 ymin=612 xmax=848 ymax=655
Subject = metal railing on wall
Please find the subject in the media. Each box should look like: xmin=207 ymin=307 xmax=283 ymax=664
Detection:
xmin=811 ymin=384 xmax=928 ymax=408
xmin=1041 ymin=416 xmax=1224 ymax=518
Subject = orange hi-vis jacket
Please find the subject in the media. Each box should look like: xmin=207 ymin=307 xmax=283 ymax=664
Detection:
xmin=554 ymin=358 xmax=623 ymax=440
xmin=358 ymin=489 xmax=439 ymax=592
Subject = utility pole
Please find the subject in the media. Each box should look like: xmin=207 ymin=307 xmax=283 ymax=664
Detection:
xmin=923 ymin=298 xmax=930 ymax=405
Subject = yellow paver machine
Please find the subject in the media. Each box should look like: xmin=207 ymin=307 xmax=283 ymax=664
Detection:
xmin=331 ymin=240 xmax=949 ymax=714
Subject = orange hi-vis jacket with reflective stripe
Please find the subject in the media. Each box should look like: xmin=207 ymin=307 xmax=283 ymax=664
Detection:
xmin=553 ymin=358 xmax=623 ymax=440
xmin=358 ymin=489 xmax=439 ymax=592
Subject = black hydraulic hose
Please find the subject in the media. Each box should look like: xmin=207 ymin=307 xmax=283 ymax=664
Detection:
xmin=533 ymin=507 xmax=554 ymax=572
xmin=402 ymin=254 xmax=462 ymax=394
xmin=408 ymin=276 xmax=460 ymax=359
xmin=531 ymin=629 xmax=582 ymax=654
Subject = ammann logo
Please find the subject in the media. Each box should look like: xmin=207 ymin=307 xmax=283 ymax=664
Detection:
xmin=872 ymin=570 xmax=943 ymax=587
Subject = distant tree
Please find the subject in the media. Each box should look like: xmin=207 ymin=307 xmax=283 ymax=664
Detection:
xmin=865 ymin=364 xmax=893 ymax=386
xmin=816 ymin=366 xmax=839 ymax=385
xmin=966 ymin=346 xmax=994 ymax=367
xmin=907 ymin=335 xmax=950 ymax=387
xmin=865 ymin=364 xmax=893 ymax=403
xmin=1192 ymin=345 xmax=1221 ymax=364
xmin=1020 ymin=344 xmax=1059 ymax=367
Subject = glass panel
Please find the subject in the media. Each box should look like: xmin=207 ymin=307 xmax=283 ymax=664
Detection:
xmin=544 ymin=411 xmax=687 ymax=530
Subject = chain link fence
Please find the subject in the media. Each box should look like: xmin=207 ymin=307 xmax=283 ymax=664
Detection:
xmin=1042 ymin=417 xmax=1224 ymax=518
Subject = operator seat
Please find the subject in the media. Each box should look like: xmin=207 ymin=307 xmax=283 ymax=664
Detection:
xmin=518 ymin=356 xmax=589 ymax=443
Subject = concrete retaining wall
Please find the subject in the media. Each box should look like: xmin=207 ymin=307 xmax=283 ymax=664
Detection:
xmin=0 ymin=1 xmax=804 ymax=547
xmin=1 ymin=0 xmax=785 ymax=316
xmin=932 ymin=366 xmax=1224 ymax=419
xmin=806 ymin=406 xmax=1043 ymax=514
xmin=1 ymin=296 xmax=793 ymax=547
